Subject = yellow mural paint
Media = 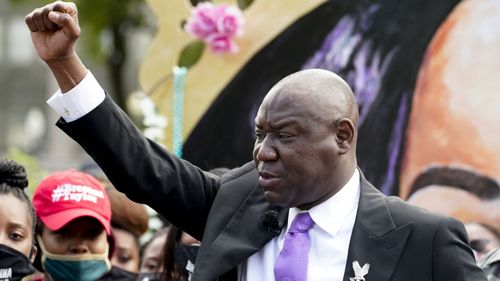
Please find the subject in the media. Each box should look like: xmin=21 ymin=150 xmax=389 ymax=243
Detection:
xmin=139 ymin=0 xmax=327 ymax=148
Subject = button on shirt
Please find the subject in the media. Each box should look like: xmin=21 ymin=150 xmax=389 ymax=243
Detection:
xmin=239 ymin=169 xmax=360 ymax=281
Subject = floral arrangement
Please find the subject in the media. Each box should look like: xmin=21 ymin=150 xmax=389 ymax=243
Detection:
xmin=143 ymin=0 xmax=253 ymax=157
xmin=177 ymin=0 xmax=250 ymax=69
xmin=184 ymin=2 xmax=244 ymax=54
xmin=170 ymin=1 xmax=250 ymax=157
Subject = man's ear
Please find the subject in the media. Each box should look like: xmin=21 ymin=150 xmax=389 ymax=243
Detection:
xmin=29 ymin=245 xmax=38 ymax=263
xmin=335 ymin=118 xmax=355 ymax=154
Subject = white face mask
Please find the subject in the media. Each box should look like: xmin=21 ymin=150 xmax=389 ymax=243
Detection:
xmin=37 ymin=236 xmax=111 ymax=281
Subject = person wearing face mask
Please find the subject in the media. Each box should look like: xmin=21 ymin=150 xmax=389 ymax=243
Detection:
xmin=137 ymin=225 xmax=200 ymax=281
xmin=32 ymin=169 xmax=120 ymax=281
xmin=0 ymin=159 xmax=38 ymax=281
xmin=163 ymin=226 xmax=200 ymax=281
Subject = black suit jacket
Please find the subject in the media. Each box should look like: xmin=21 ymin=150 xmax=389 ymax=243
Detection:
xmin=58 ymin=96 xmax=487 ymax=281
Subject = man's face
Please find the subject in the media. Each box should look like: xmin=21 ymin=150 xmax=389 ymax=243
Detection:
xmin=399 ymin=0 xmax=500 ymax=200
xmin=253 ymin=88 xmax=341 ymax=210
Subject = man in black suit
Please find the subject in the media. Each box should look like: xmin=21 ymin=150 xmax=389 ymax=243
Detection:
xmin=26 ymin=2 xmax=487 ymax=280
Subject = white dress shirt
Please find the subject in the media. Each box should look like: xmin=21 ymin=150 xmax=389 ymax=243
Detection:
xmin=47 ymin=71 xmax=105 ymax=122
xmin=238 ymin=169 xmax=360 ymax=281
xmin=47 ymin=71 xmax=361 ymax=281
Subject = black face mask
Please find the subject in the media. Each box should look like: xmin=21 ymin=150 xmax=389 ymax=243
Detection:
xmin=135 ymin=244 xmax=200 ymax=281
xmin=98 ymin=266 xmax=138 ymax=281
xmin=0 ymin=244 xmax=36 ymax=281
xmin=135 ymin=272 xmax=161 ymax=281
xmin=175 ymin=244 xmax=200 ymax=280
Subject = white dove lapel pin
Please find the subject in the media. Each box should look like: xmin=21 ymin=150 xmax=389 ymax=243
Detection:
xmin=349 ymin=261 xmax=370 ymax=281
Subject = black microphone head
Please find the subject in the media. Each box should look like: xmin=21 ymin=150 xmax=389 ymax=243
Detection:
xmin=262 ymin=209 xmax=281 ymax=236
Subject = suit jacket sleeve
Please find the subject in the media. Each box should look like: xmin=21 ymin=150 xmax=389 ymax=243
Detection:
xmin=432 ymin=216 xmax=488 ymax=280
xmin=57 ymin=95 xmax=219 ymax=240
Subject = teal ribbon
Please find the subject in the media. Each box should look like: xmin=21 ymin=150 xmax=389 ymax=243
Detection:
xmin=172 ymin=66 xmax=187 ymax=157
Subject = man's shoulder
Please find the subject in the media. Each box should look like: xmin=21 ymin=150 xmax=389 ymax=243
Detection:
xmin=360 ymin=171 xmax=462 ymax=232
xmin=360 ymin=175 xmax=448 ymax=228
xmin=219 ymin=161 xmax=257 ymax=185
xmin=383 ymin=193 xmax=460 ymax=229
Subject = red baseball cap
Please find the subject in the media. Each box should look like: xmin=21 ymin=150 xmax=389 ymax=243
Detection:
xmin=33 ymin=169 xmax=111 ymax=235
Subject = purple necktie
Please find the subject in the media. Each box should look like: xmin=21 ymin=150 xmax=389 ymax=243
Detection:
xmin=274 ymin=212 xmax=315 ymax=281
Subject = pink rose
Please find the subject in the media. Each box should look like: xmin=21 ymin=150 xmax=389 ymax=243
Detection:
xmin=207 ymin=35 xmax=239 ymax=54
xmin=184 ymin=3 xmax=217 ymax=38
xmin=216 ymin=6 xmax=243 ymax=37
xmin=184 ymin=2 xmax=244 ymax=54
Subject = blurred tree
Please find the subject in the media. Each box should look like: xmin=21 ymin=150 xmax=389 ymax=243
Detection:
xmin=4 ymin=147 xmax=48 ymax=197
xmin=13 ymin=0 xmax=156 ymax=111
xmin=76 ymin=0 xmax=156 ymax=110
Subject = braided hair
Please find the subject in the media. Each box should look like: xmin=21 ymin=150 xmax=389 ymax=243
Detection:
xmin=0 ymin=159 xmax=36 ymax=245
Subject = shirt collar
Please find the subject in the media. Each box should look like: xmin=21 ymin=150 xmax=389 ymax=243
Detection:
xmin=287 ymin=169 xmax=361 ymax=237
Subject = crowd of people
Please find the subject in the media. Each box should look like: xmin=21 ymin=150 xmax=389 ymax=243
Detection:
xmin=0 ymin=1 xmax=499 ymax=281
xmin=0 ymin=158 xmax=199 ymax=281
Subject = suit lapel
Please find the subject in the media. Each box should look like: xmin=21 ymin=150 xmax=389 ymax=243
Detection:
xmin=343 ymin=173 xmax=413 ymax=281
xmin=194 ymin=168 xmax=412 ymax=281
xmin=193 ymin=166 xmax=287 ymax=281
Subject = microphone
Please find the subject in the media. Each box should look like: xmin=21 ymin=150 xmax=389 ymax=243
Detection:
xmin=262 ymin=209 xmax=282 ymax=236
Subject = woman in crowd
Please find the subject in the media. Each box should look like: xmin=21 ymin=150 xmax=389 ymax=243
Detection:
xmin=32 ymin=169 xmax=131 ymax=281
xmin=138 ymin=227 xmax=169 ymax=280
xmin=138 ymin=226 xmax=199 ymax=281
xmin=0 ymin=158 xmax=37 ymax=280
xmin=162 ymin=226 xmax=199 ymax=281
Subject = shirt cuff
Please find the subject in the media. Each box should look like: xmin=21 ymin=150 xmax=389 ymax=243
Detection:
xmin=47 ymin=70 xmax=105 ymax=122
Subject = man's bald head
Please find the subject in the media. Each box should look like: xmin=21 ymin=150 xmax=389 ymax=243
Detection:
xmin=263 ymin=69 xmax=359 ymax=128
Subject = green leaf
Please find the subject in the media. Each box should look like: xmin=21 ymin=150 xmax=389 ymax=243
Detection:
xmin=237 ymin=0 xmax=254 ymax=10
xmin=178 ymin=41 xmax=206 ymax=69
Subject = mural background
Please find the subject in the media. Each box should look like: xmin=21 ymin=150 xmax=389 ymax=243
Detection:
xmin=141 ymin=0 xmax=500 ymax=233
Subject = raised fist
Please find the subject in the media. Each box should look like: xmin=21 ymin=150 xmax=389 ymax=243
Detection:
xmin=25 ymin=1 xmax=80 ymax=63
